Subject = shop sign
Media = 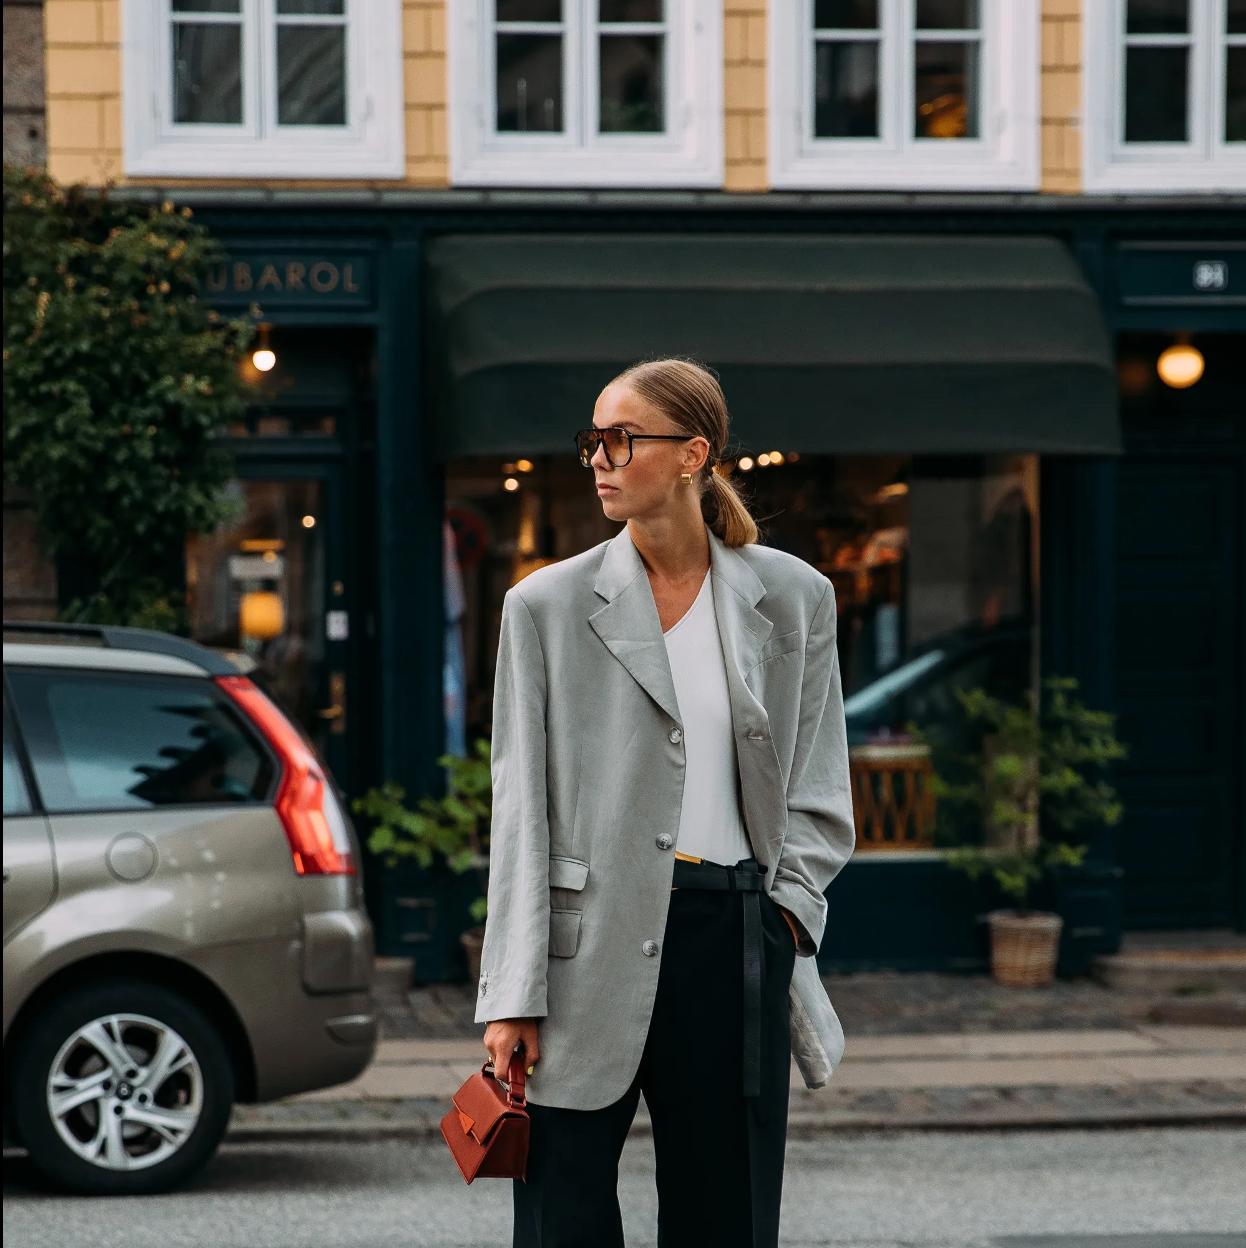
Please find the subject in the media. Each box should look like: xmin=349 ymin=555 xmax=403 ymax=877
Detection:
xmin=1115 ymin=243 xmax=1244 ymax=307
xmin=204 ymin=250 xmax=375 ymax=309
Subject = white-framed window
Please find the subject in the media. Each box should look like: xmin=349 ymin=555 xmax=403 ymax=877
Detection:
xmin=1084 ymin=0 xmax=1246 ymax=192
xmin=448 ymin=0 xmax=722 ymax=187
xmin=769 ymin=0 xmax=1039 ymax=190
xmin=121 ymin=0 xmax=404 ymax=179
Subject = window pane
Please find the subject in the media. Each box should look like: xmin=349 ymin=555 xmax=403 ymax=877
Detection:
xmin=172 ymin=22 xmax=242 ymax=124
xmin=1228 ymin=48 xmax=1246 ymax=141
xmin=497 ymin=0 xmax=560 ymax=19
xmin=3 ymin=706 xmax=32 ymax=817
xmin=1124 ymin=45 xmax=1187 ymax=141
xmin=173 ymin=0 xmax=240 ymax=11
xmin=1229 ymin=0 xmax=1246 ymax=34
xmin=814 ymin=40 xmax=879 ymax=137
xmin=277 ymin=25 xmax=346 ymax=125
xmin=277 ymin=0 xmax=345 ymax=11
xmin=496 ymin=34 xmax=563 ymax=131
xmin=599 ymin=34 xmax=663 ymax=132
xmin=600 ymin=0 xmax=662 ymax=19
xmin=914 ymin=40 xmax=979 ymax=138
xmin=814 ymin=0 xmax=878 ymax=29
xmin=915 ymin=0 xmax=978 ymax=29
xmin=1125 ymin=0 xmax=1188 ymax=35
xmin=9 ymin=671 xmax=274 ymax=813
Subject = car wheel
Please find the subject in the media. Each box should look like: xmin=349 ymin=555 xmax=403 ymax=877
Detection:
xmin=10 ymin=978 xmax=235 ymax=1195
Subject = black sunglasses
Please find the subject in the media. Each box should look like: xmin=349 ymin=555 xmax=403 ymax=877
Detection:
xmin=574 ymin=427 xmax=698 ymax=468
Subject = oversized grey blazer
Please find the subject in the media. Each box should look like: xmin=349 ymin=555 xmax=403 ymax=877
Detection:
xmin=475 ymin=521 xmax=856 ymax=1110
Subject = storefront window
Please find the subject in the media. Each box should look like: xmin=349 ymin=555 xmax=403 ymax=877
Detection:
xmin=446 ymin=450 xmax=1039 ymax=841
xmin=185 ymin=479 xmax=326 ymax=742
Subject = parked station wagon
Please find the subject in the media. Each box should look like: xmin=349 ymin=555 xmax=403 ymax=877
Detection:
xmin=2 ymin=622 xmax=377 ymax=1195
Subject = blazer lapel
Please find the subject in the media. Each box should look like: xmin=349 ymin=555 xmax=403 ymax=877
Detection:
xmin=588 ymin=524 xmax=682 ymax=726
xmin=707 ymin=529 xmax=791 ymax=875
xmin=588 ymin=523 xmax=791 ymax=873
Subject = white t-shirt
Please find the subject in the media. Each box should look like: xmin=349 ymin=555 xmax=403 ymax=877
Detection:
xmin=662 ymin=569 xmax=753 ymax=867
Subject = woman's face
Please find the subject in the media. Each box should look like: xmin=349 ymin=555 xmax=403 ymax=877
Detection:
xmin=589 ymin=382 xmax=708 ymax=520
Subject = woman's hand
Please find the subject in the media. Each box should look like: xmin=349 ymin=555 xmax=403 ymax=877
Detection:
xmin=775 ymin=903 xmax=801 ymax=949
xmin=484 ymin=1017 xmax=541 ymax=1079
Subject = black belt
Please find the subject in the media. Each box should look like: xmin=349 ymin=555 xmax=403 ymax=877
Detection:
xmin=670 ymin=855 xmax=767 ymax=1099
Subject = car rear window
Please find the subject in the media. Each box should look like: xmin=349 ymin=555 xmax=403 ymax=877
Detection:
xmin=6 ymin=668 xmax=276 ymax=813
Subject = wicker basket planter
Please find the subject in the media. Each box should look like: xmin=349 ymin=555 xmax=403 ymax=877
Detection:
xmin=986 ymin=910 xmax=1064 ymax=987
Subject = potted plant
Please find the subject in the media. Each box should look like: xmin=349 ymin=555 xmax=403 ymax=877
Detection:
xmin=925 ymin=676 xmax=1127 ymax=987
xmin=352 ymin=737 xmax=492 ymax=981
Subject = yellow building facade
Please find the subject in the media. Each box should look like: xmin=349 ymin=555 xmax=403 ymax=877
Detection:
xmin=42 ymin=0 xmax=1098 ymax=193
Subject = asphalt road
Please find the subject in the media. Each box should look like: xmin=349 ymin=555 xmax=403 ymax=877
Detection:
xmin=4 ymin=1126 xmax=1245 ymax=1248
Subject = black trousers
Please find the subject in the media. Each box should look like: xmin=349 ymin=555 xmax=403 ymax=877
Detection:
xmin=512 ymin=857 xmax=798 ymax=1248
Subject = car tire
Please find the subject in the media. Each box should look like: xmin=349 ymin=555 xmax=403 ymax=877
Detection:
xmin=10 ymin=978 xmax=235 ymax=1195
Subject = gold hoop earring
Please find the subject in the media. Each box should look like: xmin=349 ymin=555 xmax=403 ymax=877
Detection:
xmin=680 ymin=472 xmax=693 ymax=485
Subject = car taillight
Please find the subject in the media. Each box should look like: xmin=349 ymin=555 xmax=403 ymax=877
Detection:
xmin=215 ymin=674 xmax=356 ymax=876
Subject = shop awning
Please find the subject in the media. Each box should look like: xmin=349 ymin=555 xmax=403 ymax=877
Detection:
xmin=424 ymin=233 xmax=1119 ymax=459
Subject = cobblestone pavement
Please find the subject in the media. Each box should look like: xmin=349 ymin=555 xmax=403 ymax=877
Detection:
xmin=218 ymin=966 xmax=1246 ymax=1140
xmin=379 ymin=970 xmax=1246 ymax=1042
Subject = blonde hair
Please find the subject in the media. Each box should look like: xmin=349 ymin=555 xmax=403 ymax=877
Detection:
xmin=606 ymin=356 xmax=759 ymax=548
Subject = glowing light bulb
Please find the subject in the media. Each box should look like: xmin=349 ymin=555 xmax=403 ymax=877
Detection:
xmin=252 ymin=348 xmax=277 ymax=373
xmin=1156 ymin=342 xmax=1203 ymax=389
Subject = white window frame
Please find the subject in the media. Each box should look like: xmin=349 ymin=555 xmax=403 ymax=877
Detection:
xmin=121 ymin=0 xmax=404 ymax=179
xmin=449 ymin=0 xmax=723 ymax=187
xmin=769 ymin=0 xmax=1039 ymax=191
xmin=1084 ymin=0 xmax=1246 ymax=192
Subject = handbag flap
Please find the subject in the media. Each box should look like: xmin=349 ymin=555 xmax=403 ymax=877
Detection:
xmin=452 ymin=1072 xmax=518 ymax=1146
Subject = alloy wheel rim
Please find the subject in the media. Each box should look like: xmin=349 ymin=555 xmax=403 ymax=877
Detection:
xmin=46 ymin=1012 xmax=204 ymax=1171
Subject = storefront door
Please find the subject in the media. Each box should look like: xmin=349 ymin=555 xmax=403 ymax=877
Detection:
xmin=1113 ymin=451 xmax=1245 ymax=931
xmin=185 ymin=460 xmax=358 ymax=795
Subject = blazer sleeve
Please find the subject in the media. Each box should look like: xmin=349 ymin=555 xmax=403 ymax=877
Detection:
xmin=768 ymin=576 xmax=856 ymax=958
xmin=474 ymin=588 xmax=552 ymax=1023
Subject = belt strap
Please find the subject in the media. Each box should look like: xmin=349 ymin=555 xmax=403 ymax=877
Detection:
xmin=669 ymin=856 xmax=767 ymax=1098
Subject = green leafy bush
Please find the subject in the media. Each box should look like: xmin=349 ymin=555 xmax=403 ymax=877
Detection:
xmin=921 ymin=676 xmax=1128 ymax=913
xmin=352 ymin=737 xmax=493 ymax=924
xmin=3 ymin=165 xmax=254 ymax=628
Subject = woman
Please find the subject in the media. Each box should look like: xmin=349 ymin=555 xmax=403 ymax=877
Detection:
xmin=477 ymin=357 xmax=856 ymax=1247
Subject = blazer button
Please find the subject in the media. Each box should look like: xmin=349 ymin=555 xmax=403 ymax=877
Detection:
xmin=642 ymin=940 xmax=659 ymax=956
xmin=668 ymin=726 xmax=683 ymax=744
xmin=655 ymin=833 xmax=673 ymax=850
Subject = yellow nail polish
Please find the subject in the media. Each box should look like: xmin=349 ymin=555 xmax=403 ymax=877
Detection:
xmin=527 ymin=1065 xmax=535 ymax=1075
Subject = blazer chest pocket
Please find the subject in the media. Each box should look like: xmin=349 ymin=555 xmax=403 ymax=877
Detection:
xmin=752 ymin=629 xmax=801 ymax=670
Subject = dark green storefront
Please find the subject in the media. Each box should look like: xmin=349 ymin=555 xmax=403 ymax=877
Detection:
xmin=173 ymin=190 xmax=1245 ymax=977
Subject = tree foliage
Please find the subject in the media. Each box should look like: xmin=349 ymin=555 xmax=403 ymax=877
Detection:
xmin=3 ymin=165 xmax=254 ymax=629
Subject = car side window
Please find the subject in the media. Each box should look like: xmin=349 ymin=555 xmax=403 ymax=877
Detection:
xmin=3 ymin=698 xmax=33 ymax=817
xmin=6 ymin=668 xmax=275 ymax=814
xmin=904 ymin=649 xmax=998 ymax=729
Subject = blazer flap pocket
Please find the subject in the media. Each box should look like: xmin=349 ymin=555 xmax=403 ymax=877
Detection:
xmin=756 ymin=629 xmax=801 ymax=666
xmin=548 ymin=908 xmax=583 ymax=957
xmin=548 ymin=855 xmax=589 ymax=891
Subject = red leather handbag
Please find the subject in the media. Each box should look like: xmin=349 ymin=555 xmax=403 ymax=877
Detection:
xmin=440 ymin=1050 xmax=530 ymax=1183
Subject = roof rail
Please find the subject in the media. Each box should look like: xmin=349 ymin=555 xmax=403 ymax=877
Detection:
xmin=2 ymin=620 xmax=242 ymax=677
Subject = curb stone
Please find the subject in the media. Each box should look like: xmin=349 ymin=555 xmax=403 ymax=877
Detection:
xmin=225 ymin=1079 xmax=1246 ymax=1144
xmin=224 ymin=1105 xmax=1246 ymax=1146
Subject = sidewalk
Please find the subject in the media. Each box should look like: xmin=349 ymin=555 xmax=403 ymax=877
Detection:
xmin=227 ymin=967 xmax=1246 ymax=1142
